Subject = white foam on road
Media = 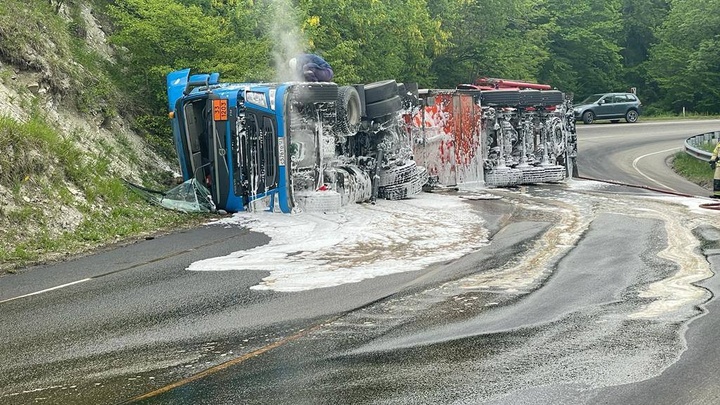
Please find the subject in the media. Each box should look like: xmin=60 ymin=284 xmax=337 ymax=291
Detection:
xmin=188 ymin=193 xmax=490 ymax=292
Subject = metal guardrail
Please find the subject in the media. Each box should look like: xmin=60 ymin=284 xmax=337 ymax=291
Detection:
xmin=684 ymin=131 xmax=720 ymax=162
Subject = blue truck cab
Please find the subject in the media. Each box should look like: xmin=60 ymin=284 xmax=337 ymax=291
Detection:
xmin=167 ymin=69 xmax=431 ymax=213
xmin=166 ymin=69 xmax=340 ymax=212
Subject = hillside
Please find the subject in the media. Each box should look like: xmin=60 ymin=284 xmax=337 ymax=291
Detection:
xmin=0 ymin=0 xmax=199 ymax=273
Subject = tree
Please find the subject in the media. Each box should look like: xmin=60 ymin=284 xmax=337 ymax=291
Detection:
xmin=619 ymin=0 xmax=670 ymax=105
xmin=298 ymin=0 xmax=447 ymax=85
xmin=427 ymin=0 xmax=550 ymax=88
xmin=648 ymin=0 xmax=720 ymax=113
xmin=108 ymin=0 xmax=272 ymax=113
xmin=537 ymin=0 xmax=624 ymax=97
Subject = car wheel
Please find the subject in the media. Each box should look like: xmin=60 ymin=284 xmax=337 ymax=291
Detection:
xmin=582 ymin=111 xmax=595 ymax=124
xmin=625 ymin=109 xmax=639 ymax=123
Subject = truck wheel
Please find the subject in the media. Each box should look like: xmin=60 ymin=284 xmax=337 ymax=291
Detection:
xmin=378 ymin=165 xmax=428 ymax=200
xmin=364 ymin=80 xmax=398 ymax=104
xmin=365 ymin=95 xmax=402 ymax=120
xmin=335 ymin=86 xmax=362 ymax=136
xmin=296 ymin=190 xmax=342 ymax=212
xmin=378 ymin=160 xmax=417 ymax=187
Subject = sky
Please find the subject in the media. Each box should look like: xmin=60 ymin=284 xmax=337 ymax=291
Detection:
xmin=188 ymin=192 xmax=490 ymax=292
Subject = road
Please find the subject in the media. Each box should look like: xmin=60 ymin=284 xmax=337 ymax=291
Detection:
xmin=576 ymin=119 xmax=720 ymax=196
xmin=1 ymin=120 xmax=720 ymax=404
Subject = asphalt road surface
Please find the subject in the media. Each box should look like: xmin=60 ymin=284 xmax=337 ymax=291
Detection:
xmin=576 ymin=119 xmax=720 ymax=196
xmin=2 ymin=120 xmax=720 ymax=405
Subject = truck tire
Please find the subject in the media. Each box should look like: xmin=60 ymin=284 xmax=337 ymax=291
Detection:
xmin=378 ymin=160 xmax=418 ymax=187
xmin=378 ymin=165 xmax=428 ymax=200
xmin=335 ymin=86 xmax=362 ymax=136
xmin=365 ymin=95 xmax=402 ymax=120
xmin=296 ymin=190 xmax=342 ymax=212
xmin=364 ymin=80 xmax=398 ymax=104
xmin=335 ymin=165 xmax=372 ymax=204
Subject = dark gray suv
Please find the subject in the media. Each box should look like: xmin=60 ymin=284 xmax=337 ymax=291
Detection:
xmin=573 ymin=92 xmax=642 ymax=124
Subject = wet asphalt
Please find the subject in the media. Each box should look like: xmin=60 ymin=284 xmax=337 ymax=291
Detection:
xmin=132 ymin=202 xmax=693 ymax=405
xmin=1 ymin=183 xmax=717 ymax=405
xmin=126 ymin=185 xmax=717 ymax=404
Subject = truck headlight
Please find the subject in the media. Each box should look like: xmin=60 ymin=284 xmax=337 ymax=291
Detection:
xmin=246 ymin=91 xmax=268 ymax=108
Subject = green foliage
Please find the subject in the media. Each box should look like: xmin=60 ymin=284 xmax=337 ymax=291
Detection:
xmin=0 ymin=113 xmax=198 ymax=272
xmin=100 ymin=0 xmax=720 ymax=114
xmin=108 ymin=0 xmax=221 ymax=107
xmin=429 ymin=0 xmax=549 ymax=87
xmin=0 ymin=0 xmax=119 ymax=116
xmin=0 ymin=116 xmax=54 ymax=187
xmin=538 ymin=0 xmax=624 ymax=95
xmin=132 ymin=114 xmax=177 ymax=162
xmin=107 ymin=0 xmax=272 ymax=112
xmin=648 ymin=0 xmax=720 ymax=113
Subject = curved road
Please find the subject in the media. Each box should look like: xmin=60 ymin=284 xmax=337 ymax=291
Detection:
xmin=2 ymin=120 xmax=720 ymax=405
xmin=576 ymin=119 xmax=720 ymax=196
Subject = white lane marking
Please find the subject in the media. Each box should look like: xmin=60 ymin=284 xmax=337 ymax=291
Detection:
xmin=0 ymin=278 xmax=92 ymax=304
xmin=632 ymin=147 xmax=681 ymax=192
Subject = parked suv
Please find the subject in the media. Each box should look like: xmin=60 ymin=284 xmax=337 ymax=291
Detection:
xmin=573 ymin=92 xmax=642 ymax=124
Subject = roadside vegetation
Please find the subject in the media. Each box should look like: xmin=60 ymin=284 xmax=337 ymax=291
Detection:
xmin=0 ymin=111 xmax=205 ymax=273
xmin=0 ymin=0 xmax=205 ymax=273
xmin=672 ymin=143 xmax=716 ymax=190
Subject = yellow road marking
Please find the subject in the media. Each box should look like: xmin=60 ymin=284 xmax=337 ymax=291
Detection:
xmin=121 ymin=320 xmax=332 ymax=403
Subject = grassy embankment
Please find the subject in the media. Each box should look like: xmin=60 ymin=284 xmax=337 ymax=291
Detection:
xmin=0 ymin=116 xmax=204 ymax=273
xmin=0 ymin=0 xmax=204 ymax=273
xmin=641 ymin=112 xmax=719 ymax=190
xmin=672 ymin=143 xmax=715 ymax=190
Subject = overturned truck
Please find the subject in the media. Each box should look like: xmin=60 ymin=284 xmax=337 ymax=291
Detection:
xmin=165 ymin=70 xmax=577 ymax=213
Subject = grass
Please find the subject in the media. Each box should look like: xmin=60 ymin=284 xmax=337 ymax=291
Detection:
xmin=0 ymin=113 xmax=203 ymax=273
xmin=0 ymin=0 xmax=208 ymax=274
xmin=672 ymin=142 xmax=715 ymax=189
xmin=642 ymin=112 xmax=720 ymax=122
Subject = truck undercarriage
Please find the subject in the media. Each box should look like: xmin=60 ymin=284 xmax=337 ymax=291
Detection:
xmin=165 ymin=70 xmax=577 ymax=213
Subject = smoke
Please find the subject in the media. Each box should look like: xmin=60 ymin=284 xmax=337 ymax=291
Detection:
xmin=268 ymin=0 xmax=306 ymax=82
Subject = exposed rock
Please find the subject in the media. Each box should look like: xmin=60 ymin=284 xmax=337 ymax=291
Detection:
xmin=27 ymin=82 xmax=39 ymax=94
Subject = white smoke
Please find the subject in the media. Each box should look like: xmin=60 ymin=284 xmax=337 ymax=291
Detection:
xmin=268 ymin=0 xmax=306 ymax=82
